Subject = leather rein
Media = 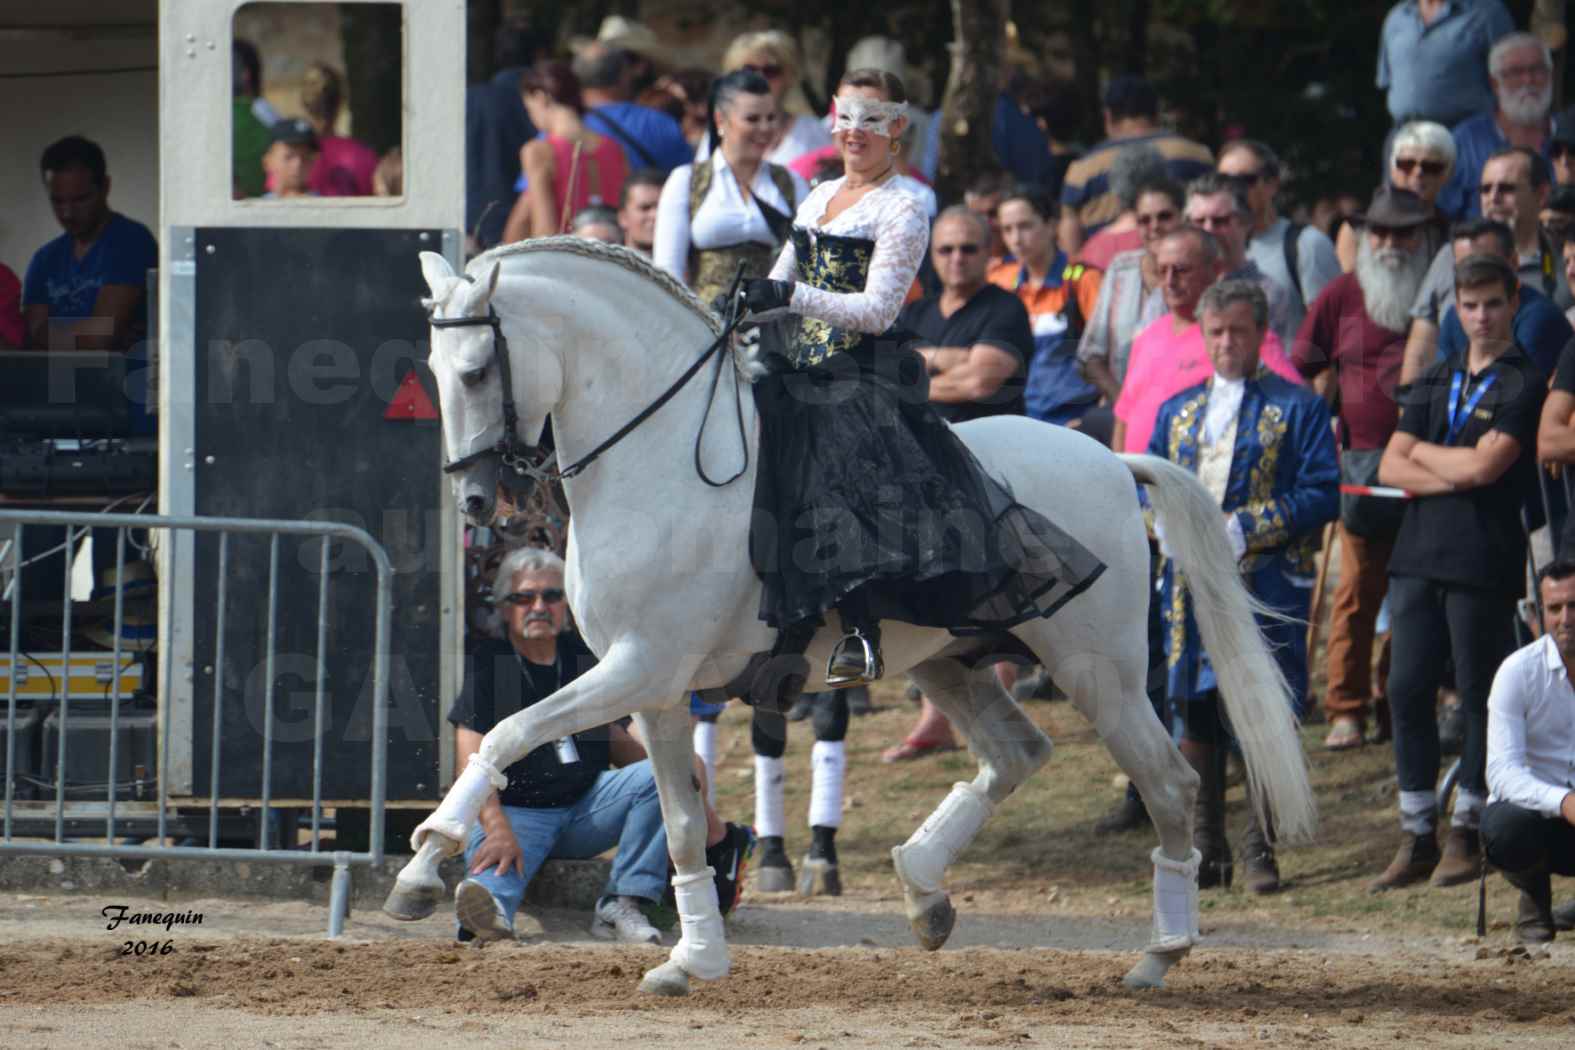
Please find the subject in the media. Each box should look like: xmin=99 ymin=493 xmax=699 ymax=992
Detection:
xmin=430 ymin=267 xmax=750 ymax=491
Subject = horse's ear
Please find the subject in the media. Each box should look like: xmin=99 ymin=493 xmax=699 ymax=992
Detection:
xmin=419 ymin=251 xmax=457 ymax=297
xmin=463 ymin=262 xmax=502 ymax=314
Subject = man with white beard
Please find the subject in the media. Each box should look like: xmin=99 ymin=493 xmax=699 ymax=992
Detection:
xmin=1439 ymin=32 xmax=1569 ymax=220
xmin=1291 ymin=186 xmax=1432 ymax=752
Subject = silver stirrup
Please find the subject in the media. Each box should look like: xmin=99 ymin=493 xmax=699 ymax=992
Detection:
xmin=825 ymin=629 xmax=882 ymax=688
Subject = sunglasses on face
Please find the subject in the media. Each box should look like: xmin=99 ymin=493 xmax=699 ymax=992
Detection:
xmin=1394 ymin=157 xmax=1447 ymax=176
xmin=500 ymin=588 xmax=566 ymax=607
xmin=742 ymin=63 xmax=785 ymax=79
xmin=1137 ymin=209 xmax=1177 ymax=226
xmin=1481 ymin=181 xmax=1523 ymax=196
xmin=1225 ymin=171 xmax=1263 ymax=187
xmin=1552 ymin=145 xmax=1575 ymax=160
xmin=936 ymin=243 xmax=981 ymax=256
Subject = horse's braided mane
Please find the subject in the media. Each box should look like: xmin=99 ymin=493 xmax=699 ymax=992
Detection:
xmin=469 ymin=236 xmax=722 ymax=335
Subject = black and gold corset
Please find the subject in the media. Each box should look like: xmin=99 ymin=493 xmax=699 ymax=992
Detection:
xmin=787 ymin=226 xmax=875 ymax=367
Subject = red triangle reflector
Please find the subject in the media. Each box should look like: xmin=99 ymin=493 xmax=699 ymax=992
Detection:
xmin=384 ymin=369 xmax=438 ymax=421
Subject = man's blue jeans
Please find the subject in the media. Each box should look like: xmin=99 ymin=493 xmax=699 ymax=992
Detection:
xmin=462 ymin=760 xmax=669 ymax=923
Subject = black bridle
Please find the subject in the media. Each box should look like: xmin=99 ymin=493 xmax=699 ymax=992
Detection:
xmin=430 ymin=268 xmax=750 ymax=490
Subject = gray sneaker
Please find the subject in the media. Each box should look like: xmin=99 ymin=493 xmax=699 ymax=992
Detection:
xmin=455 ymin=879 xmax=515 ymax=942
xmin=590 ymin=895 xmax=661 ymax=944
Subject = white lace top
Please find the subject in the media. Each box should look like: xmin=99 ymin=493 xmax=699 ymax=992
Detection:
xmin=767 ymin=175 xmax=930 ymax=335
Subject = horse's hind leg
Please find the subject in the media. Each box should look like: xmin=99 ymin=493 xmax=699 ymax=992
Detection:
xmin=633 ymin=701 xmax=729 ymax=997
xmin=1048 ymin=637 xmax=1201 ymax=990
xmin=892 ymin=657 xmax=1054 ymax=950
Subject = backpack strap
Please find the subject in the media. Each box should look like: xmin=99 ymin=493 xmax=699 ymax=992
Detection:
xmin=1282 ymin=221 xmax=1306 ymax=305
xmin=1061 ymin=262 xmax=1087 ymax=338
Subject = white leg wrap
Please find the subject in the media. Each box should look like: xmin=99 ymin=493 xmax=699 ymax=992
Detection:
xmin=668 ymin=868 xmax=729 ymax=981
xmin=892 ymin=782 xmax=994 ymax=897
xmin=410 ymin=758 xmax=505 ymax=853
xmin=693 ymin=722 xmax=718 ymax=806
xmin=1148 ymin=847 xmax=1201 ymax=953
xmin=808 ymin=740 xmax=845 ymax=829
xmin=754 ymin=755 xmax=785 ymax=838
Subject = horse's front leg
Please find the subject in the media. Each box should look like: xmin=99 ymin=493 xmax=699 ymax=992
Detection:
xmin=632 ymin=701 xmax=727 ymax=997
xmin=382 ymin=646 xmax=658 ymax=921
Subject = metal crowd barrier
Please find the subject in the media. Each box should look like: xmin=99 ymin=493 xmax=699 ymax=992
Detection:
xmin=0 ymin=509 xmax=392 ymax=937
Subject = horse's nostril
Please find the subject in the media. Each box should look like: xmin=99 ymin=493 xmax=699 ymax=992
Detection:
xmin=463 ymin=495 xmax=486 ymax=515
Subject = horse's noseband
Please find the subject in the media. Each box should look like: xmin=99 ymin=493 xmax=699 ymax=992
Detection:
xmin=428 ymin=308 xmax=533 ymax=479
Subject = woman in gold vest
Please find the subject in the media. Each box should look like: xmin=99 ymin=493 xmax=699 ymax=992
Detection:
xmin=652 ymin=69 xmax=807 ymax=305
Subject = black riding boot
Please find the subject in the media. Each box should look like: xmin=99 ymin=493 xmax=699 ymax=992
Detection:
xmin=1180 ymin=736 xmax=1232 ymax=889
xmin=1241 ymin=788 xmax=1281 ymax=895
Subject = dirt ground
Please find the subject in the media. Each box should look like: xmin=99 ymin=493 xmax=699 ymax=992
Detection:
xmin=5 ymin=677 xmax=1573 ymax=1048
xmin=2 ymin=884 xmax=1573 ymax=1048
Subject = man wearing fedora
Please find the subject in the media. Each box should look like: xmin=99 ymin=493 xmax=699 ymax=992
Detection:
xmin=1291 ymin=186 xmax=1433 ymax=752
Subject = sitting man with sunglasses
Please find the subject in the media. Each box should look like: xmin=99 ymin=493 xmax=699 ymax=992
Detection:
xmin=897 ymin=206 xmax=1035 ymax=424
xmin=448 ymin=546 xmax=751 ymax=945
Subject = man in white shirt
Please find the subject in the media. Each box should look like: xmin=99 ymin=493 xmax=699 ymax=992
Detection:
xmin=1483 ymin=559 xmax=1575 ymax=943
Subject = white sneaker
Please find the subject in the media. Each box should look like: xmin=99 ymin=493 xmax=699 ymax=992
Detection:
xmin=590 ymin=895 xmax=661 ymax=944
xmin=455 ymin=879 xmax=515 ymax=942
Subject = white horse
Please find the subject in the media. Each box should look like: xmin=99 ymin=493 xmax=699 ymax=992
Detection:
xmin=387 ymin=239 xmax=1315 ymax=996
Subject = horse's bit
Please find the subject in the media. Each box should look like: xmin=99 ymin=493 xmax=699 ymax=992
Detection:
xmin=429 ymin=266 xmax=751 ymax=494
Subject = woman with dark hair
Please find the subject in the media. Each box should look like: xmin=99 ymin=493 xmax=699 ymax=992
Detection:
xmin=501 ymin=60 xmax=628 ymax=243
xmin=652 ymin=69 xmax=808 ymax=304
xmin=740 ymin=68 xmax=1104 ymax=693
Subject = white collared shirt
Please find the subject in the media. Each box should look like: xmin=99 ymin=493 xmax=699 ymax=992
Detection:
xmin=652 ymin=151 xmax=807 ymax=282
xmin=1486 ymin=634 xmax=1575 ymax=816
xmin=1202 ymin=373 xmax=1245 ymax=445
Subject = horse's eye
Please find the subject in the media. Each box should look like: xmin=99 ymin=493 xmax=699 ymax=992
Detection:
xmin=459 ymin=366 xmax=487 ymax=388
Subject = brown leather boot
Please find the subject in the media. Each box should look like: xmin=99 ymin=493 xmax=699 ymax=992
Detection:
xmin=1369 ymin=831 xmax=1439 ymax=891
xmin=1241 ymin=800 xmax=1281 ymax=895
xmin=1430 ymin=826 xmax=1481 ymax=888
xmin=1180 ymin=737 xmax=1231 ymax=889
xmin=1501 ymin=865 xmax=1555 ymax=944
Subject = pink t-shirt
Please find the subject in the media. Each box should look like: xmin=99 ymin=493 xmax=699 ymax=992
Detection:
xmin=309 ymin=135 xmax=380 ymax=197
xmin=1113 ymin=313 xmax=1300 ymax=454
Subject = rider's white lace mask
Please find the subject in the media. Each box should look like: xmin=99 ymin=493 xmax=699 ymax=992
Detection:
xmin=831 ymin=96 xmax=909 ymax=138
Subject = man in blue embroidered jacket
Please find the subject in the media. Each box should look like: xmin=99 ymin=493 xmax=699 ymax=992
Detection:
xmin=1148 ymin=278 xmax=1338 ymax=895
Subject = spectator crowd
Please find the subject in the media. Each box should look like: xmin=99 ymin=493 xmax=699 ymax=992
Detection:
xmin=9 ymin=3 xmax=1575 ymax=950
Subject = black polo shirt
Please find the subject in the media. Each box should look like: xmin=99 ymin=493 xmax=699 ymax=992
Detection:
xmin=446 ymin=633 xmax=610 ymax=809
xmin=1388 ymin=347 xmax=1544 ymax=594
xmin=898 ymin=284 xmax=1033 ymax=423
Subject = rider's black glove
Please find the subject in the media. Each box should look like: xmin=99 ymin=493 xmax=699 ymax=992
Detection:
xmin=742 ymin=278 xmax=795 ymax=315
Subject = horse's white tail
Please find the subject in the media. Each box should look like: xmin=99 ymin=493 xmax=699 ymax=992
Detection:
xmin=1121 ymin=453 xmax=1318 ymax=843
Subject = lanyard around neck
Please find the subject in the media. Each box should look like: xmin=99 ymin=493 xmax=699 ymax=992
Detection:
xmin=1446 ymin=369 xmax=1496 ymax=446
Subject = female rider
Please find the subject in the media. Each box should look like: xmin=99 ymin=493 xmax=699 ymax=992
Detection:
xmin=741 ymin=69 xmax=1104 ymax=695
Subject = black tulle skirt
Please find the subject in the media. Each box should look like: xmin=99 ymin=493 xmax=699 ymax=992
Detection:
xmin=749 ymin=339 xmax=1106 ymax=632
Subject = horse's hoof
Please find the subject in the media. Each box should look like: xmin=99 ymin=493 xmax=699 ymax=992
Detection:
xmin=797 ymin=856 xmax=841 ymax=897
xmin=383 ymin=875 xmax=445 ymax=921
xmin=638 ymin=960 xmax=692 ymax=997
xmin=908 ymin=892 xmax=955 ymax=951
xmin=756 ymin=863 xmax=795 ymax=893
xmin=1122 ymin=948 xmax=1188 ymax=990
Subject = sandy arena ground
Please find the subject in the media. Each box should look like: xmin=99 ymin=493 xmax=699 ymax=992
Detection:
xmin=1 ymin=891 xmax=1573 ymax=1049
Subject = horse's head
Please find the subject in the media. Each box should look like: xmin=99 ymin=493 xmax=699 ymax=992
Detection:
xmin=421 ymin=251 xmax=510 ymax=525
